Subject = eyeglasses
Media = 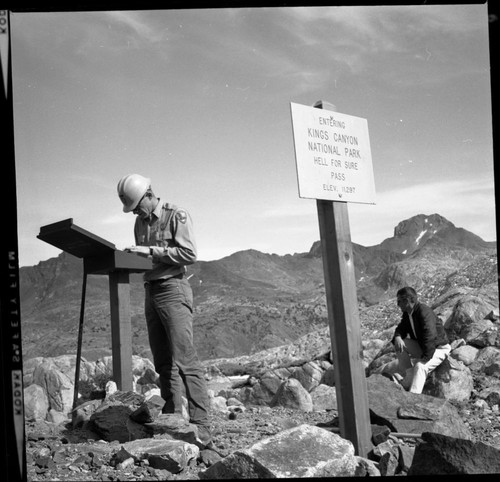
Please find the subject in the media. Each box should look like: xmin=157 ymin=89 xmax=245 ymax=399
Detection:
xmin=133 ymin=194 xmax=146 ymax=214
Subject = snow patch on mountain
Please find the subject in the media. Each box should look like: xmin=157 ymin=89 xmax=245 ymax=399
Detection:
xmin=415 ymin=230 xmax=427 ymax=245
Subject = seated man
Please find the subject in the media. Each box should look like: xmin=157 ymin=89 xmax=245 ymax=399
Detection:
xmin=382 ymin=286 xmax=451 ymax=394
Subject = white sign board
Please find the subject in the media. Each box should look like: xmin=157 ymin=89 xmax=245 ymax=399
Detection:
xmin=290 ymin=102 xmax=376 ymax=204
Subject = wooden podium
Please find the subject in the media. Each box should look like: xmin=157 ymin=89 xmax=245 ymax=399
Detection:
xmin=38 ymin=219 xmax=152 ymax=394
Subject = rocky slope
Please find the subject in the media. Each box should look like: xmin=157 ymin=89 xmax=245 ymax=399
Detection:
xmin=23 ymin=330 xmax=500 ymax=481
xmin=19 ymin=212 xmax=499 ymax=478
xmin=20 ymin=213 xmax=496 ymax=362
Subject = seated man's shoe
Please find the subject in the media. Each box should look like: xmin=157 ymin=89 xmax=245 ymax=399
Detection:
xmin=391 ymin=373 xmax=404 ymax=385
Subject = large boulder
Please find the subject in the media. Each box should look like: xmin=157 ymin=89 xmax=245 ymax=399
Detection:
xmin=205 ymin=370 xmax=240 ymax=398
xmin=144 ymin=413 xmax=201 ymax=446
xmin=90 ymin=404 xmax=151 ymax=443
xmin=121 ymin=438 xmax=199 ymax=473
xmin=476 ymin=381 xmax=500 ymax=407
xmin=431 ymin=287 xmax=470 ymax=323
xmin=24 ymin=383 xmax=49 ymax=421
xmin=362 ymin=339 xmax=387 ymax=368
xmin=289 ymin=361 xmax=323 ymax=392
xmin=270 ymin=378 xmax=313 ymax=412
xmin=366 ymin=374 xmax=472 ymax=439
xmin=89 ymin=391 xmax=201 ymax=446
xmin=237 ymin=370 xmax=284 ymax=406
xmin=89 ymin=390 xmax=151 ymax=442
xmin=130 ymin=355 xmax=156 ymax=376
xmin=72 ymin=399 xmax=103 ymax=428
xmin=365 ymin=341 xmax=397 ymax=376
xmin=462 ymin=319 xmax=499 ymax=348
xmin=32 ymin=359 xmax=75 ymax=415
xmin=450 ymin=344 xmax=479 ymax=365
xmin=93 ymin=355 xmax=156 ymax=382
xmin=320 ymin=364 xmax=336 ymax=386
xmin=200 ymin=424 xmax=358 ymax=479
xmin=444 ymin=293 xmax=499 ymax=343
xmin=310 ymin=384 xmax=338 ymax=411
xmin=31 ymin=355 xmax=96 ymax=385
xmin=23 ymin=357 xmax=45 ymax=387
xmin=129 ymin=395 xmax=165 ymax=423
xmin=354 ymin=456 xmax=381 ymax=476
xmin=408 ymin=431 xmax=500 ymax=475
xmin=423 ymin=356 xmax=474 ymax=402
xmin=469 ymin=346 xmax=500 ymax=375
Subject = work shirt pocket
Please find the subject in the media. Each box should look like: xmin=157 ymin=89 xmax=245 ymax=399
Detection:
xmin=160 ymin=229 xmax=174 ymax=247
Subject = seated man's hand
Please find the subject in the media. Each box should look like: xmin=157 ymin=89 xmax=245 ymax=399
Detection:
xmin=394 ymin=336 xmax=405 ymax=354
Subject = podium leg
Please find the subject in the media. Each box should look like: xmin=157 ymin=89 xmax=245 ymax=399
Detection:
xmin=109 ymin=271 xmax=133 ymax=391
xmin=72 ymin=269 xmax=87 ymax=417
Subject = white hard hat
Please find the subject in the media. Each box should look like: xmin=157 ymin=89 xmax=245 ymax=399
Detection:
xmin=117 ymin=174 xmax=151 ymax=212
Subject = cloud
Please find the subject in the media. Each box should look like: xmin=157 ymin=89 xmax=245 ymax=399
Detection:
xmin=375 ymin=178 xmax=494 ymax=216
xmin=260 ymin=199 xmax=316 ymax=219
xmin=260 ymin=177 xmax=495 ymax=218
xmin=280 ymin=4 xmax=488 ymax=84
xmin=286 ymin=4 xmax=483 ymax=41
xmin=68 ymin=173 xmax=117 ymax=191
xmin=100 ymin=214 xmax=126 ymax=225
xmin=104 ymin=11 xmax=164 ymax=44
xmin=256 ymin=176 xmax=496 ymax=248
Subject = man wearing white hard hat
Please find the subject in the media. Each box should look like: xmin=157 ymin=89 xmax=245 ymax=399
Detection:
xmin=117 ymin=173 xmax=212 ymax=449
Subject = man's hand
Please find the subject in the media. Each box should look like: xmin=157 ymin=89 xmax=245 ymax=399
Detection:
xmin=394 ymin=336 xmax=405 ymax=354
xmin=125 ymin=246 xmax=150 ymax=258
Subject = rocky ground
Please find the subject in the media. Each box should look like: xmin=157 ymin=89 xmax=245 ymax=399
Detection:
xmin=456 ymin=373 xmax=500 ymax=448
xmin=25 ymin=406 xmax=335 ymax=481
xmin=25 ymin=393 xmax=500 ymax=481
xmin=22 ymin=251 xmax=499 ymax=479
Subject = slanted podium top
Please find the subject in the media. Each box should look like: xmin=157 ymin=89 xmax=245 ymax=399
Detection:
xmin=37 ymin=218 xmax=152 ymax=274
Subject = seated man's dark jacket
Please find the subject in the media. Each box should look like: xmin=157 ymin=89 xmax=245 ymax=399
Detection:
xmin=392 ymin=301 xmax=449 ymax=363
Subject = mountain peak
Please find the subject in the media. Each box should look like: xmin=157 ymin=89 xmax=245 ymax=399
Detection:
xmin=380 ymin=213 xmax=489 ymax=256
xmin=393 ymin=213 xmax=454 ymax=239
xmin=306 ymin=213 xmax=491 ymax=259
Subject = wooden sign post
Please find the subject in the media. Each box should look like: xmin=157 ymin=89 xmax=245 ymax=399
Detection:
xmin=290 ymin=100 xmax=374 ymax=457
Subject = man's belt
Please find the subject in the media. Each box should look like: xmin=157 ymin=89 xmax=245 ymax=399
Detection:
xmin=146 ymin=272 xmax=185 ymax=284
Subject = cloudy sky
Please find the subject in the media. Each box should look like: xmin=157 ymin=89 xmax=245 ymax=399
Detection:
xmin=10 ymin=4 xmax=495 ymax=267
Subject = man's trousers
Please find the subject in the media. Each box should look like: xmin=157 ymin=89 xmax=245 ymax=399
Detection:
xmin=382 ymin=338 xmax=451 ymax=394
xmin=144 ymin=276 xmax=209 ymax=427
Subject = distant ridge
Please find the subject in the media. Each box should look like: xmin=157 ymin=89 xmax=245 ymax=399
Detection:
xmin=19 ymin=213 xmax=496 ymax=361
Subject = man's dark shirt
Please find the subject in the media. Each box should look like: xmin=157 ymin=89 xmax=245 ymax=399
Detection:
xmin=392 ymin=302 xmax=449 ymax=362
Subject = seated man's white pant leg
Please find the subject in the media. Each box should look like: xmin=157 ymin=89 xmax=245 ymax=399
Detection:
xmin=409 ymin=344 xmax=451 ymax=394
